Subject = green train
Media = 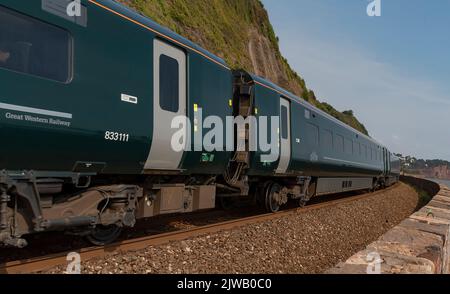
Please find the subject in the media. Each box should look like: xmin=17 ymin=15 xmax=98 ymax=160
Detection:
xmin=0 ymin=0 xmax=400 ymax=247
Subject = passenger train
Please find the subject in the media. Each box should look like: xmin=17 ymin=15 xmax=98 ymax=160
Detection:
xmin=0 ymin=0 xmax=400 ymax=247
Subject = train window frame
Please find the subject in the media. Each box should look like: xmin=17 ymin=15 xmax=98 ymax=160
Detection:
xmin=353 ymin=141 xmax=359 ymax=156
xmin=281 ymin=105 xmax=288 ymax=140
xmin=0 ymin=6 xmax=73 ymax=84
xmin=344 ymin=138 xmax=353 ymax=155
xmin=335 ymin=134 xmax=344 ymax=153
xmin=321 ymin=129 xmax=333 ymax=150
xmin=159 ymin=54 xmax=180 ymax=113
xmin=306 ymin=123 xmax=319 ymax=147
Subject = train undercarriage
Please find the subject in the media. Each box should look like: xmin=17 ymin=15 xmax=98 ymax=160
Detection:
xmin=0 ymin=169 xmax=397 ymax=248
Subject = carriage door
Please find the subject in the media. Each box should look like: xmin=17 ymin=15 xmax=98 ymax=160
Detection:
xmin=276 ymin=97 xmax=291 ymax=174
xmin=145 ymin=39 xmax=187 ymax=170
xmin=383 ymin=148 xmax=388 ymax=176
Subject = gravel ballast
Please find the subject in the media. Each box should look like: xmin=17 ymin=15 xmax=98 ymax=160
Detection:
xmin=46 ymin=183 xmax=418 ymax=274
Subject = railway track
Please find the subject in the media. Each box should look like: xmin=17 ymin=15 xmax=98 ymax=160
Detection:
xmin=0 ymin=185 xmax=399 ymax=274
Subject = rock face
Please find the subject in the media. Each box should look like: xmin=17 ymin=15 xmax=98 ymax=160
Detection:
xmin=328 ymin=182 xmax=450 ymax=274
xmin=416 ymin=165 xmax=450 ymax=181
xmin=117 ymin=0 xmax=369 ymax=135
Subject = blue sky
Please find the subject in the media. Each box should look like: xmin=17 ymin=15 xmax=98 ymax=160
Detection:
xmin=262 ymin=0 xmax=450 ymax=160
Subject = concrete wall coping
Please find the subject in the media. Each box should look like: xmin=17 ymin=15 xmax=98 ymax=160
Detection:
xmin=328 ymin=177 xmax=449 ymax=274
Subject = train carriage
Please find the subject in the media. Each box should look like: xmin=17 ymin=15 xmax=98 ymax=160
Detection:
xmin=0 ymin=0 xmax=233 ymax=175
xmin=230 ymin=71 xmax=397 ymax=209
xmin=0 ymin=0 xmax=232 ymax=247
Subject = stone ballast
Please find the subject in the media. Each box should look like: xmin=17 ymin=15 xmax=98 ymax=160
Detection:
xmin=328 ymin=177 xmax=449 ymax=274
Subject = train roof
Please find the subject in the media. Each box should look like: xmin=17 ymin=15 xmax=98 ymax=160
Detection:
xmin=247 ymin=72 xmax=385 ymax=147
xmin=92 ymin=0 xmax=229 ymax=69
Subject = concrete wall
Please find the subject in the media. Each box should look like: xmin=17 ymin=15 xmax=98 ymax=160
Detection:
xmin=400 ymin=176 xmax=441 ymax=198
xmin=328 ymin=178 xmax=450 ymax=274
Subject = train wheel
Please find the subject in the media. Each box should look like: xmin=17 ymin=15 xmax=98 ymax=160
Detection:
xmin=86 ymin=225 xmax=122 ymax=246
xmin=219 ymin=197 xmax=236 ymax=210
xmin=265 ymin=182 xmax=281 ymax=213
xmin=257 ymin=181 xmax=272 ymax=207
xmin=298 ymin=199 xmax=308 ymax=208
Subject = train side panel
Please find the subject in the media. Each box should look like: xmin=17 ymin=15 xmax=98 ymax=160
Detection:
xmin=0 ymin=1 xmax=156 ymax=174
xmin=180 ymin=53 xmax=233 ymax=175
xmin=246 ymin=82 xmax=280 ymax=176
xmin=289 ymin=102 xmax=384 ymax=177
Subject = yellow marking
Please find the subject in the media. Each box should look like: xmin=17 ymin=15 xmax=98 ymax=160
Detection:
xmin=229 ymin=99 xmax=233 ymax=107
xmin=194 ymin=104 xmax=198 ymax=112
xmin=255 ymin=108 xmax=258 ymax=114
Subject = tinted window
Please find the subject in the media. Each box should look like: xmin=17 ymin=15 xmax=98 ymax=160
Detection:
xmin=344 ymin=138 xmax=353 ymax=155
xmin=335 ymin=135 xmax=344 ymax=153
xmin=160 ymin=54 xmax=179 ymax=112
xmin=281 ymin=105 xmax=288 ymax=139
xmin=321 ymin=129 xmax=333 ymax=150
xmin=307 ymin=123 xmax=319 ymax=146
xmin=0 ymin=6 xmax=71 ymax=82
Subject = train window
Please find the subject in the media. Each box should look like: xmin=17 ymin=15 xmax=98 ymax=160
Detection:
xmin=353 ymin=141 xmax=358 ymax=156
xmin=306 ymin=123 xmax=319 ymax=146
xmin=159 ymin=54 xmax=179 ymax=113
xmin=335 ymin=135 xmax=344 ymax=153
xmin=321 ymin=129 xmax=333 ymax=149
xmin=344 ymin=138 xmax=352 ymax=155
xmin=281 ymin=105 xmax=288 ymax=139
xmin=0 ymin=6 xmax=72 ymax=83
xmin=304 ymin=109 xmax=311 ymax=119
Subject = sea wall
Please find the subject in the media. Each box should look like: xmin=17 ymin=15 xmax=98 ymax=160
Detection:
xmin=328 ymin=177 xmax=449 ymax=274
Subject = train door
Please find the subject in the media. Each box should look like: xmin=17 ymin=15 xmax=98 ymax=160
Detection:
xmin=145 ymin=39 xmax=187 ymax=170
xmin=387 ymin=152 xmax=391 ymax=175
xmin=382 ymin=148 xmax=389 ymax=176
xmin=276 ymin=97 xmax=291 ymax=174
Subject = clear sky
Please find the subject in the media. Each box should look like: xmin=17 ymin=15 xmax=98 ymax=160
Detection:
xmin=261 ymin=0 xmax=450 ymax=160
